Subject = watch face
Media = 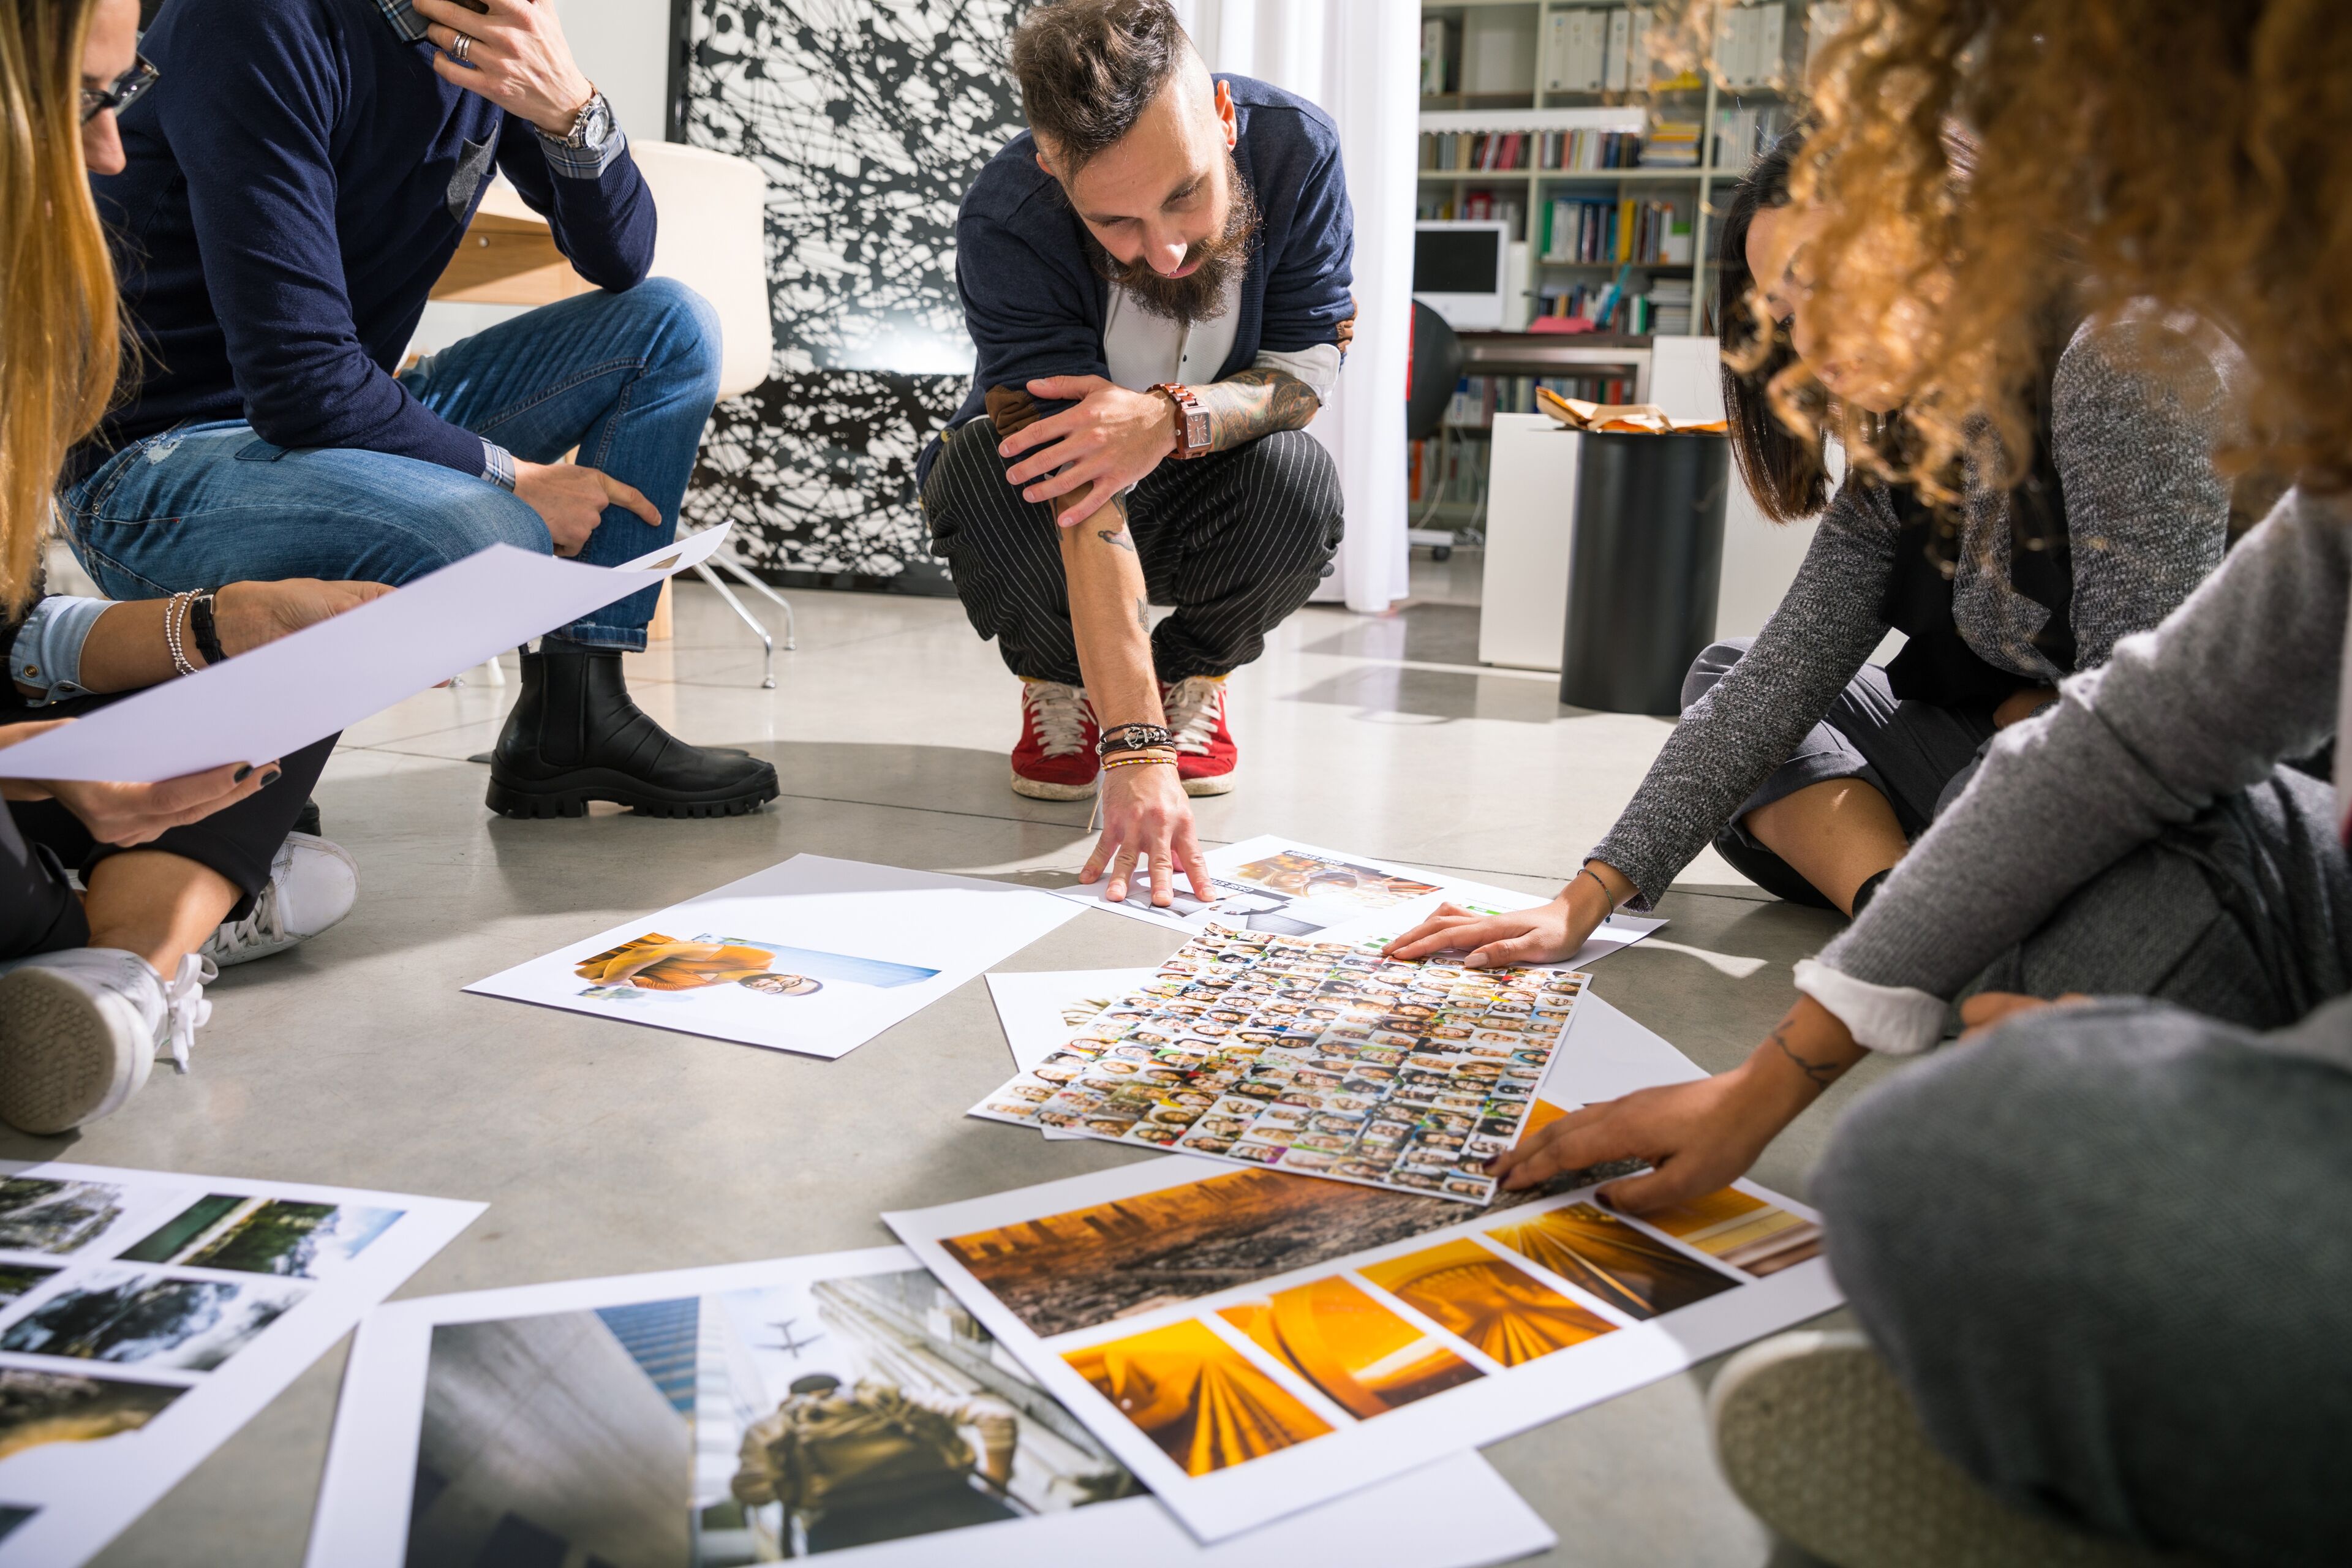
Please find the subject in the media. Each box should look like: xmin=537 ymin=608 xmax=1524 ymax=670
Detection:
xmin=575 ymin=97 xmax=612 ymax=147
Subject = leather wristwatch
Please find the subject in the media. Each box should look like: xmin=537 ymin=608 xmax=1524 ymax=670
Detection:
xmin=1152 ymin=383 xmax=1212 ymax=460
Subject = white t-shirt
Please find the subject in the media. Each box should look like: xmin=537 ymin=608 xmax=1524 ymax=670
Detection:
xmin=1101 ymin=273 xmax=1343 ymax=403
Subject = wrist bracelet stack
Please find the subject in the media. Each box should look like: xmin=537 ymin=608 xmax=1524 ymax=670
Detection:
xmin=1101 ymin=750 xmax=1177 ymax=772
xmin=1097 ymin=722 xmax=1174 ymax=758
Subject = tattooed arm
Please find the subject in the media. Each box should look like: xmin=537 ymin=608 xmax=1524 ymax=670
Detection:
xmin=1055 ymin=490 xmax=1212 ymax=909
xmin=1188 ymin=366 xmax=1324 ymax=452
xmin=1485 ymin=993 xmax=1869 ymax=1211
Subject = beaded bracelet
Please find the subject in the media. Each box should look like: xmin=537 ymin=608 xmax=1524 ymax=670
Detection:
xmin=163 ymin=590 xmax=202 ymax=676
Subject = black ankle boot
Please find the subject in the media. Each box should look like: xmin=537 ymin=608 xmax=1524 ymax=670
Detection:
xmin=487 ymin=641 xmax=779 ymax=819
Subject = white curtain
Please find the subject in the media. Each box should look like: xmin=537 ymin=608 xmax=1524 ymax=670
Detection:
xmin=1175 ymin=0 xmax=1419 ymax=614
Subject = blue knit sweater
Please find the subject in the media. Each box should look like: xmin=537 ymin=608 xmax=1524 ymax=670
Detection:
xmin=75 ymin=0 xmax=655 ymax=484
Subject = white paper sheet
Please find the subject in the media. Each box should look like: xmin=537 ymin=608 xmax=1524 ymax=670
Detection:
xmin=1054 ymin=837 xmax=1667 ymax=965
xmin=0 ymin=1160 xmax=479 ymax=1567
xmin=986 ymin=968 xmax=1158 ymax=1142
xmin=0 ymin=526 xmax=734 ymax=783
xmin=892 ymin=997 xmax=1839 ymax=1543
xmin=305 ymin=1245 xmax=1557 ymax=1568
xmin=466 ymin=855 xmax=1084 ymax=1059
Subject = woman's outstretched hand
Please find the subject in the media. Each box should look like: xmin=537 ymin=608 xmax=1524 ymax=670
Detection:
xmin=1385 ymin=884 xmax=1604 ymax=970
xmin=0 ymin=722 xmax=279 ymax=846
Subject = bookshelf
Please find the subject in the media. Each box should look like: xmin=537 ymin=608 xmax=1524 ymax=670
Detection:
xmin=1409 ymin=0 xmax=1837 ymax=534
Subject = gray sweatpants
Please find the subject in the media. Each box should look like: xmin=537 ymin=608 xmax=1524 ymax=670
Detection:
xmin=1815 ymin=993 xmax=2352 ymax=1566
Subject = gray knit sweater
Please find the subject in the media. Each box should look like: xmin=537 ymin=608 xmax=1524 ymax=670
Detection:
xmin=1825 ymin=485 xmax=2348 ymax=1001
xmin=1590 ymin=315 xmax=2240 ymax=908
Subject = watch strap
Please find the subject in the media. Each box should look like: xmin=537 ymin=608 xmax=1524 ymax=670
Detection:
xmin=189 ymin=590 xmax=228 ymax=666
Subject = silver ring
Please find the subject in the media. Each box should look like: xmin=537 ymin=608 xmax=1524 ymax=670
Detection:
xmin=449 ymin=32 xmax=472 ymax=63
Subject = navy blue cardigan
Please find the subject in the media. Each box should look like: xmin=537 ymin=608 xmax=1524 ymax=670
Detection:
xmin=75 ymin=0 xmax=654 ymax=484
xmin=919 ymin=75 xmax=1354 ymax=488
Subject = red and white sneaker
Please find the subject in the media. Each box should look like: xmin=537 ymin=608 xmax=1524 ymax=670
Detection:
xmin=1162 ymin=674 xmax=1237 ymax=796
xmin=1011 ymin=679 xmax=1101 ymax=800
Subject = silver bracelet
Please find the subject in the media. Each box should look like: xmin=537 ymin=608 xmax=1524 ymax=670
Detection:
xmin=163 ymin=590 xmax=200 ymax=676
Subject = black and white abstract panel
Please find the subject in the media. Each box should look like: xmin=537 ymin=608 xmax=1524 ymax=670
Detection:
xmin=680 ymin=0 xmax=1037 ymax=584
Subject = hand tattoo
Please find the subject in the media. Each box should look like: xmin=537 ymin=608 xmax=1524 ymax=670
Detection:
xmin=1189 ymin=368 xmax=1321 ymax=452
xmin=1096 ymin=527 xmax=1136 ymax=552
xmin=1770 ymin=1024 xmax=1849 ymax=1088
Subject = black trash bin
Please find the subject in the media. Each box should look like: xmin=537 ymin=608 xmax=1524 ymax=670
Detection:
xmin=1559 ymin=431 xmax=1731 ymax=715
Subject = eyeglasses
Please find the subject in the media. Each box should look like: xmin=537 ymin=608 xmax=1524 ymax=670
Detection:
xmin=80 ymin=55 xmax=157 ymax=125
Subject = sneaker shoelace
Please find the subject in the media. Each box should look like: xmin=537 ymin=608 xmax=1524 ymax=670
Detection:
xmin=208 ymin=876 xmax=288 ymax=958
xmin=1022 ymin=682 xmax=1093 ymax=758
xmin=1163 ymin=677 xmax=1223 ymax=755
xmin=159 ymin=954 xmax=216 ymax=1072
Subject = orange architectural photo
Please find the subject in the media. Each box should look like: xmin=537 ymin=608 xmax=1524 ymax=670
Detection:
xmin=1064 ymin=1318 xmax=1332 ymax=1476
xmin=1358 ymin=1240 xmax=1617 ymax=1367
xmin=573 ymin=932 xmax=821 ymax=996
xmin=1483 ymin=1204 xmax=1738 ymax=1320
xmin=1218 ymin=1276 xmax=1483 ymax=1419
xmin=1638 ymin=1187 xmax=1823 ymax=1278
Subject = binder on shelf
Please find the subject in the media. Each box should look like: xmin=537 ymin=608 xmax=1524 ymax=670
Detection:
xmin=1604 ymin=8 xmax=1632 ymax=91
xmin=1421 ymin=16 xmax=1448 ymax=97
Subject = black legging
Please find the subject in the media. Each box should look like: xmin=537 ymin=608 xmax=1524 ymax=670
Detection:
xmin=1 ymin=693 xmax=336 ymax=960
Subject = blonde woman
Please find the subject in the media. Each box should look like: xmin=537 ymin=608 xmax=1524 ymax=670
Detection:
xmin=0 ymin=0 xmax=383 ymax=1135
xmin=1471 ymin=4 xmax=2352 ymax=1565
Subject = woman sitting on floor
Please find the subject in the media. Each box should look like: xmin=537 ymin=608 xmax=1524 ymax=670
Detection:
xmin=0 ymin=0 xmax=383 ymax=1134
xmin=1393 ymin=126 xmax=2240 ymax=965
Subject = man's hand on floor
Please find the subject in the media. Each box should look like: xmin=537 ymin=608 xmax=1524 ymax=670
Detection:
xmin=1084 ymin=763 xmax=1212 ymax=907
xmin=513 ymin=461 xmax=661 ymax=557
xmin=416 ymin=0 xmax=595 ymax=135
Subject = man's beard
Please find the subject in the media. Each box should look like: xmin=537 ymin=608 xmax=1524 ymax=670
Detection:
xmin=1088 ymin=158 xmax=1261 ymax=326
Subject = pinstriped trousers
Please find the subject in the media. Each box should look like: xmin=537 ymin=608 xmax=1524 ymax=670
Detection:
xmin=922 ymin=417 xmax=1344 ymax=684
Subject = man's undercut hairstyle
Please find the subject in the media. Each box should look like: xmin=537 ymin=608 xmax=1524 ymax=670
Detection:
xmin=1011 ymin=0 xmax=1190 ymax=177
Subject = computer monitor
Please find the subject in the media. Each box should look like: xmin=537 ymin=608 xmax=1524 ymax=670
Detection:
xmin=1413 ymin=220 xmax=1512 ymax=330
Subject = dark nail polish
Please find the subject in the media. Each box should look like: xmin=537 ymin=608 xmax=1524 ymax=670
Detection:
xmin=259 ymin=769 xmax=282 ymax=786
xmin=232 ymin=764 xmax=252 ymax=782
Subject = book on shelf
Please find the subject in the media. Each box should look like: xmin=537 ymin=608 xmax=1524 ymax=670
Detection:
xmin=1420 ymin=17 xmax=1448 ymax=97
xmin=1712 ymin=104 xmax=1790 ymax=173
xmin=1711 ymin=2 xmax=1789 ymax=91
xmin=1547 ymin=6 xmax=1659 ymax=96
xmin=1640 ymin=117 xmax=1703 ymax=167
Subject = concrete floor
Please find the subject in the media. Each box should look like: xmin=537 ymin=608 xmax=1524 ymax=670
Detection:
xmin=18 ymin=559 xmax=1882 ymax=1567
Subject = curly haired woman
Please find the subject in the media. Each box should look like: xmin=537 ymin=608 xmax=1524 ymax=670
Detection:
xmin=1422 ymin=4 xmax=2352 ymax=1564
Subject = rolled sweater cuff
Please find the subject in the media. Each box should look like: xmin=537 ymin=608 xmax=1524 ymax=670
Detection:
xmin=1792 ymin=959 xmax=1946 ymax=1056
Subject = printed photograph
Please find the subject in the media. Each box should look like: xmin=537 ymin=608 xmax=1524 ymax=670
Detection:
xmin=1357 ymin=1240 xmax=1618 ymax=1367
xmin=0 ymin=1367 xmax=184 ymax=1460
xmin=1483 ymin=1205 xmax=1739 ymax=1319
xmin=1640 ymin=1188 xmax=1824 ymax=1276
xmin=0 ymin=1263 xmax=59 ymax=1305
xmin=408 ymin=1265 xmax=1136 ymax=1566
xmin=942 ymin=1166 xmax=1552 ymax=1340
xmin=0 ymin=1177 xmax=127 ymax=1255
xmin=1217 ymin=1276 xmax=1482 ymax=1419
xmin=1224 ymin=851 xmax=1441 ymax=914
xmin=575 ymin=932 xmax=940 ymax=1001
xmin=1063 ymin=1317 xmax=1332 ymax=1477
xmin=0 ymin=1268 xmax=306 ymax=1371
xmin=121 ymin=1196 xmax=403 ymax=1280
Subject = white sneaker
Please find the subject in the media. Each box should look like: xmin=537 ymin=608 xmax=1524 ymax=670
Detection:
xmin=200 ymin=832 xmax=357 ymax=968
xmin=0 ymin=950 xmax=214 ymax=1134
xmin=1709 ymin=1331 xmax=2174 ymax=1567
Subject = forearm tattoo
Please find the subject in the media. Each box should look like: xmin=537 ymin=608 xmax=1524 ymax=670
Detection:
xmin=1096 ymin=527 xmax=1136 ymax=552
xmin=1192 ymin=368 xmax=1321 ymax=451
xmin=1769 ymin=1023 xmax=1850 ymax=1088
